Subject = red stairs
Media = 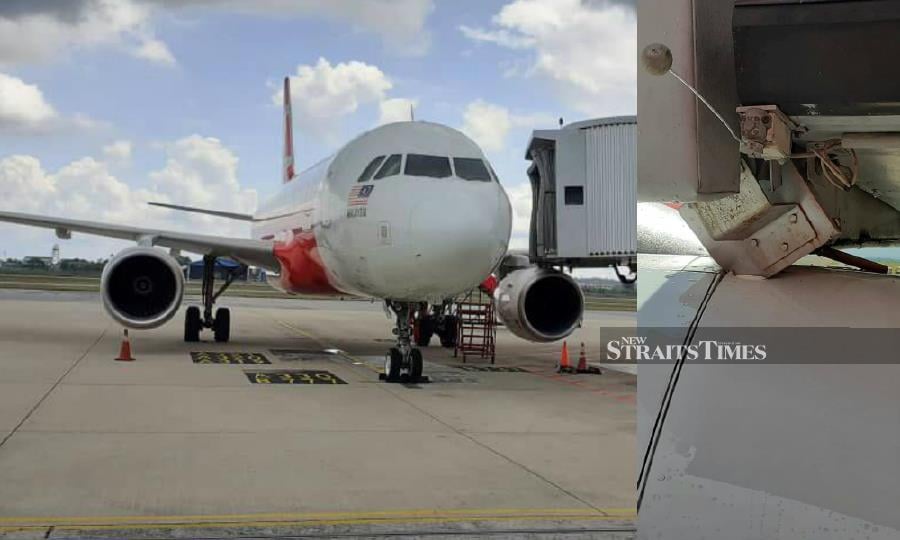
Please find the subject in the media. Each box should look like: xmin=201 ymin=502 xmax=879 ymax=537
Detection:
xmin=454 ymin=288 xmax=496 ymax=363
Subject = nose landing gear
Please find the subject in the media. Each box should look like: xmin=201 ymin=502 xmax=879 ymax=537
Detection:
xmin=383 ymin=301 xmax=425 ymax=383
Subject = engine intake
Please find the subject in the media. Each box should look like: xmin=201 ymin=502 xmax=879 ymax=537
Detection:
xmin=494 ymin=267 xmax=584 ymax=342
xmin=101 ymin=247 xmax=184 ymax=329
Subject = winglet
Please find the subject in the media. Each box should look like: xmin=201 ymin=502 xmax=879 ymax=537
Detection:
xmin=283 ymin=76 xmax=295 ymax=183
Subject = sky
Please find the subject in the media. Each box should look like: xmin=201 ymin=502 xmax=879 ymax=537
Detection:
xmin=0 ymin=0 xmax=637 ymax=263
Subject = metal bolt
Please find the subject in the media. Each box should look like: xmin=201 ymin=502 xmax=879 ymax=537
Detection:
xmin=781 ymin=242 xmax=789 ymax=252
xmin=751 ymin=239 xmax=759 ymax=247
xmin=789 ymin=213 xmax=798 ymax=224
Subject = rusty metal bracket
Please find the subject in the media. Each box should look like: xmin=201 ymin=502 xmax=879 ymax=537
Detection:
xmin=737 ymin=105 xmax=795 ymax=161
xmin=680 ymin=160 xmax=839 ymax=277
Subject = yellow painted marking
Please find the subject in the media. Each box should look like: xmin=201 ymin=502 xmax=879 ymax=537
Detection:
xmin=276 ymin=319 xmax=382 ymax=374
xmin=0 ymin=508 xmax=636 ymax=529
xmin=49 ymin=514 xmax=636 ymax=532
xmin=338 ymin=350 xmax=382 ymax=374
xmin=276 ymin=320 xmax=322 ymax=345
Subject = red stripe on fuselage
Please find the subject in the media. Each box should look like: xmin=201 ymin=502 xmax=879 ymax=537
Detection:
xmin=272 ymin=230 xmax=340 ymax=295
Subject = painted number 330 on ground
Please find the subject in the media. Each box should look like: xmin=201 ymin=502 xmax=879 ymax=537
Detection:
xmin=245 ymin=370 xmax=347 ymax=384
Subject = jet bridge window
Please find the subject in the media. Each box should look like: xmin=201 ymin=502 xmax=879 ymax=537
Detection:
xmin=564 ymin=186 xmax=584 ymax=205
xmin=357 ymin=156 xmax=385 ymax=182
xmin=453 ymin=157 xmax=492 ymax=182
xmin=405 ymin=154 xmax=452 ymax=178
xmin=374 ymin=154 xmax=402 ymax=180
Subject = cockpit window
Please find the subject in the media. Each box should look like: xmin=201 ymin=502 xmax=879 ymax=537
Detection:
xmin=357 ymin=156 xmax=385 ymax=182
xmin=405 ymin=154 xmax=452 ymax=178
xmin=374 ymin=154 xmax=402 ymax=179
xmin=488 ymin=163 xmax=500 ymax=182
xmin=453 ymin=158 xmax=492 ymax=182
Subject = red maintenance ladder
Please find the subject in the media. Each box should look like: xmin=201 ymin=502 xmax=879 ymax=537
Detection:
xmin=454 ymin=288 xmax=496 ymax=363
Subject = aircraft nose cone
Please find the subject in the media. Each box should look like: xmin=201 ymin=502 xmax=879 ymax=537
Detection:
xmin=408 ymin=184 xmax=511 ymax=296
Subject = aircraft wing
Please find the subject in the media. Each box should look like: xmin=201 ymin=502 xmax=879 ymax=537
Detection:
xmin=0 ymin=210 xmax=278 ymax=270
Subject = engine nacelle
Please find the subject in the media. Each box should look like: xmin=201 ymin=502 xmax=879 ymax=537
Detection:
xmin=494 ymin=267 xmax=584 ymax=342
xmin=101 ymin=247 xmax=184 ymax=329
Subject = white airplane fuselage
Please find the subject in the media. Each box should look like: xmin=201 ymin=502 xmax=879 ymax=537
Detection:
xmin=252 ymin=121 xmax=513 ymax=303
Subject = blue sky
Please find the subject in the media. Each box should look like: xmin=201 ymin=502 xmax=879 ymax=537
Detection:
xmin=0 ymin=0 xmax=637 ymax=261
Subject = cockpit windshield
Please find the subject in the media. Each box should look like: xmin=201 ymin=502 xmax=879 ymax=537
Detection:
xmin=359 ymin=153 xmax=497 ymax=182
xmin=405 ymin=154 xmax=452 ymax=178
xmin=373 ymin=154 xmax=402 ymax=179
xmin=453 ymin=157 xmax=492 ymax=182
xmin=357 ymin=156 xmax=385 ymax=182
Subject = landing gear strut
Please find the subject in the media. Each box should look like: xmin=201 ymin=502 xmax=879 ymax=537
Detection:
xmin=184 ymin=255 xmax=235 ymax=343
xmin=384 ymin=301 xmax=424 ymax=382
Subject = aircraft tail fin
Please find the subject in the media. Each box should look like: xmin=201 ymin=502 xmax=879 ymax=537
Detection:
xmin=283 ymin=76 xmax=295 ymax=183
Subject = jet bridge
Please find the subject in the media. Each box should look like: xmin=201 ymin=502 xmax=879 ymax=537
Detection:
xmin=525 ymin=116 xmax=637 ymax=282
xmin=638 ymin=0 xmax=900 ymax=277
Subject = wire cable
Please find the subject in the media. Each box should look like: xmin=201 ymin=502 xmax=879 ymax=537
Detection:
xmin=791 ymin=139 xmax=859 ymax=191
xmin=667 ymin=70 xmax=742 ymax=144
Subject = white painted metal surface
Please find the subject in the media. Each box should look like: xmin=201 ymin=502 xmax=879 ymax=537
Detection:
xmin=638 ymin=254 xmax=900 ymax=540
xmin=253 ymin=121 xmax=513 ymax=302
xmin=585 ymin=120 xmax=637 ymax=256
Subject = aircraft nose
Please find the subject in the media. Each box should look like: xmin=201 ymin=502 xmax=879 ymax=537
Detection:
xmin=408 ymin=184 xmax=511 ymax=294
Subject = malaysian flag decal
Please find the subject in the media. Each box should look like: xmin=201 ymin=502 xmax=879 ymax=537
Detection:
xmin=348 ymin=184 xmax=374 ymax=206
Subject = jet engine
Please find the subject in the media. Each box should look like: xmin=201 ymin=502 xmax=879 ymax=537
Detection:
xmin=101 ymin=247 xmax=184 ymax=329
xmin=494 ymin=266 xmax=584 ymax=342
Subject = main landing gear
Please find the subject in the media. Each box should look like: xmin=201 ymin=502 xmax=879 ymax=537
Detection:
xmin=384 ymin=301 xmax=425 ymax=383
xmin=184 ymin=255 xmax=235 ymax=343
xmin=413 ymin=303 xmax=458 ymax=348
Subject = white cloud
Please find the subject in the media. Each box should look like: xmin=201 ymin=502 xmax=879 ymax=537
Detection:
xmin=132 ymin=36 xmax=175 ymax=66
xmin=0 ymin=72 xmax=103 ymax=134
xmin=0 ymin=1 xmax=434 ymax=66
xmin=0 ymin=0 xmax=156 ymax=66
xmin=459 ymin=25 xmax=533 ymax=49
xmin=461 ymin=100 xmax=512 ymax=153
xmin=461 ymin=99 xmax=553 ymax=153
xmin=0 ymin=135 xmax=257 ymax=258
xmin=151 ymin=0 xmax=434 ymax=56
xmin=460 ymin=0 xmax=636 ymax=116
xmin=102 ymin=140 xmax=133 ymax=162
xmin=378 ymin=97 xmax=418 ymax=125
xmin=149 ymin=135 xmax=256 ymax=222
xmin=275 ymin=58 xmax=393 ymax=137
xmin=504 ymin=181 xmax=533 ymax=236
xmin=0 ymin=72 xmax=57 ymax=131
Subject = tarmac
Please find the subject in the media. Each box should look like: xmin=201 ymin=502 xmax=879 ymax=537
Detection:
xmin=0 ymin=290 xmax=636 ymax=539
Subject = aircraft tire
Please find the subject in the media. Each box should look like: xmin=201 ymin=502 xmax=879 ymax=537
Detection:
xmin=214 ymin=307 xmax=230 ymax=343
xmin=409 ymin=348 xmax=423 ymax=381
xmin=184 ymin=306 xmax=201 ymax=342
xmin=415 ymin=316 xmax=435 ymax=347
xmin=439 ymin=315 xmax=458 ymax=348
xmin=385 ymin=347 xmax=402 ymax=381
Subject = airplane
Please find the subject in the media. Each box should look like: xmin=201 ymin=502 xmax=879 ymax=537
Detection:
xmin=0 ymin=77 xmax=585 ymax=382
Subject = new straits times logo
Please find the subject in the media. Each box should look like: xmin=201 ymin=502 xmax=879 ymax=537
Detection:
xmin=606 ymin=336 xmax=768 ymax=362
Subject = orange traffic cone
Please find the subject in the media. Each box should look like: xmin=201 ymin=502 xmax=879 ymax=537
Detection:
xmin=115 ymin=329 xmax=134 ymax=362
xmin=558 ymin=341 xmax=574 ymax=373
xmin=576 ymin=342 xmax=588 ymax=371
xmin=576 ymin=342 xmax=601 ymax=374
